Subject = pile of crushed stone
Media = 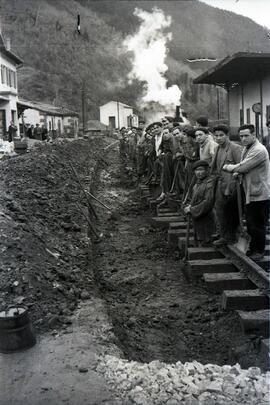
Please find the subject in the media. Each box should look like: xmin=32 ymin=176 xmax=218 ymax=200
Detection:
xmin=97 ymin=355 xmax=269 ymax=405
xmin=0 ymin=137 xmax=109 ymax=332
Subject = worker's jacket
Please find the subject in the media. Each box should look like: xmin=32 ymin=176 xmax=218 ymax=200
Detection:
xmin=233 ymin=139 xmax=270 ymax=204
xmin=211 ymin=140 xmax=242 ymax=196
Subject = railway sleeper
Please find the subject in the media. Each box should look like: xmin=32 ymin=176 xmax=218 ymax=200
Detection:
xmin=150 ymin=216 xmax=184 ymax=229
xmin=222 ymin=289 xmax=270 ymax=311
xmin=187 ymin=258 xmax=236 ymax=278
xmin=237 ymin=309 xmax=269 ymax=337
xmin=187 ymin=247 xmax=223 ymax=260
xmin=203 ymin=272 xmax=254 ymax=293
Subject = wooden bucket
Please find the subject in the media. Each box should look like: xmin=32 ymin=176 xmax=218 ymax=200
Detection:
xmin=0 ymin=307 xmax=36 ymax=353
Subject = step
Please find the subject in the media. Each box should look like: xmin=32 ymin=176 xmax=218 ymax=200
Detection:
xmin=157 ymin=212 xmax=179 ymax=218
xmin=260 ymin=339 xmax=270 ymax=369
xmin=169 ymin=222 xmax=188 ymax=230
xmin=188 ymin=258 xmax=235 ymax=277
xmin=237 ymin=309 xmax=270 ymax=337
xmin=178 ymin=236 xmax=195 ymax=251
xmin=204 ymin=272 xmax=254 ymax=293
xmin=168 ymin=229 xmax=194 ymax=246
xmin=187 ymin=247 xmax=223 ymax=260
xmin=157 ymin=207 xmax=174 ymax=214
xmin=151 ymin=216 xmax=184 ymax=229
xmin=222 ymin=289 xmax=269 ymax=311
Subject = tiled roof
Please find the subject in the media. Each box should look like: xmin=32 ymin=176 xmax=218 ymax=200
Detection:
xmin=17 ymin=98 xmax=79 ymax=117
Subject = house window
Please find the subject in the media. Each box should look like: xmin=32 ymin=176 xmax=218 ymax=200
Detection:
xmin=1 ymin=66 xmax=4 ymax=84
xmin=240 ymin=109 xmax=244 ymax=125
xmin=246 ymin=108 xmax=250 ymax=124
xmin=0 ymin=65 xmax=17 ymax=88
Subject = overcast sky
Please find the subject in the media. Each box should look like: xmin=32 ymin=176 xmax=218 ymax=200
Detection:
xmin=199 ymin=0 xmax=270 ymax=29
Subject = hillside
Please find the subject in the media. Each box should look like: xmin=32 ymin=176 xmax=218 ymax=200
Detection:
xmin=1 ymin=0 xmax=269 ymax=120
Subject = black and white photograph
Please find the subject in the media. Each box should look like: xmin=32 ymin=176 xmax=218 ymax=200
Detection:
xmin=0 ymin=0 xmax=269 ymax=404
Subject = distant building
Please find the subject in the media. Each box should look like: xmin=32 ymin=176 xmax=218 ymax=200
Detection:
xmin=17 ymin=99 xmax=79 ymax=138
xmin=99 ymin=101 xmax=138 ymax=129
xmin=0 ymin=33 xmax=23 ymax=138
xmin=194 ymin=52 xmax=270 ymax=138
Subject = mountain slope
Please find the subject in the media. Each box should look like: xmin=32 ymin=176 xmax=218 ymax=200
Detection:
xmin=1 ymin=0 xmax=269 ymax=119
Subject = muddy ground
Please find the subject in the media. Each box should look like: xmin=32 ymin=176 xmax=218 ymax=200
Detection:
xmin=93 ymin=147 xmax=262 ymax=369
xmin=0 ymin=138 xmax=266 ymax=405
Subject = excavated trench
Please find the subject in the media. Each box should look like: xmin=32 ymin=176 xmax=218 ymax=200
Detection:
xmin=92 ymin=146 xmax=263 ymax=370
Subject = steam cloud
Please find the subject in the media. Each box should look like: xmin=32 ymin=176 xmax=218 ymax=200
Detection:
xmin=124 ymin=7 xmax=182 ymax=122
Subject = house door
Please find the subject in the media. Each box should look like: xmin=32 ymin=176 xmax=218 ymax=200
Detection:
xmin=109 ymin=116 xmax=116 ymax=129
xmin=0 ymin=110 xmax=6 ymax=139
xmin=57 ymin=119 xmax=61 ymax=136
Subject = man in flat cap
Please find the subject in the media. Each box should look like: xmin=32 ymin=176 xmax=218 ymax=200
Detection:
xmin=184 ymin=160 xmax=216 ymax=246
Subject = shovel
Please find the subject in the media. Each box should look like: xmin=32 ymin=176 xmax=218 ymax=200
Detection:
xmin=234 ymin=178 xmax=251 ymax=253
xmin=179 ymin=212 xmax=191 ymax=282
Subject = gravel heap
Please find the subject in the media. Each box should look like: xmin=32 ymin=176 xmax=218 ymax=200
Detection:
xmin=97 ymin=355 xmax=269 ymax=405
xmin=0 ymin=138 xmax=107 ymax=332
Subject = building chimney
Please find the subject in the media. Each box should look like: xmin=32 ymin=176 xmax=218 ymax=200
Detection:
xmin=6 ymin=37 xmax=11 ymax=51
xmin=175 ymin=105 xmax=180 ymax=120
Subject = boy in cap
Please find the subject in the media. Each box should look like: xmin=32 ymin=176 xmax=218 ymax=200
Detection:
xmin=184 ymin=160 xmax=216 ymax=246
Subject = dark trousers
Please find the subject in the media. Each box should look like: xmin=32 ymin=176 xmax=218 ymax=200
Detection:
xmin=215 ymin=186 xmax=239 ymax=242
xmin=245 ymin=200 xmax=269 ymax=254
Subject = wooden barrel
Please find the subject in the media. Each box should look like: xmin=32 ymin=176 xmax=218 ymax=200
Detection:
xmin=13 ymin=140 xmax=28 ymax=154
xmin=0 ymin=307 xmax=36 ymax=353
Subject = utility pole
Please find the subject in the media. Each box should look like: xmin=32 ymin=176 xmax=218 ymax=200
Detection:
xmin=216 ymin=87 xmax=220 ymax=120
xmin=82 ymin=82 xmax=86 ymax=135
xmin=117 ymin=100 xmax=120 ymax=129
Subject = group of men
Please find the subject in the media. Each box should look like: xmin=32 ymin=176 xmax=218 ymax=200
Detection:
xmin=7 ymin=122 xmax=49 ymax=142
xmin=120 ymin=115 xmax=270 ymax=262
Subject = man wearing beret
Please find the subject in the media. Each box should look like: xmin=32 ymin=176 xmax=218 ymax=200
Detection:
xmin=223 ymin=124 xmax=270 ymax=261
xmin=184 ymin=160 xmax=216 ymax=246
xmin=211 ymin=124 xmax=242 ymax=246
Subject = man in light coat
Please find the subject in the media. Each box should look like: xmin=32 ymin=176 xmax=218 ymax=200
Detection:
xmin=223 ymin=124 xmax=270 ymax=261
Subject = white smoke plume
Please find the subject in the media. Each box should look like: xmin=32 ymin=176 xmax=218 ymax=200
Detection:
xmin=124 ymin=7 xmax=182 ymax=122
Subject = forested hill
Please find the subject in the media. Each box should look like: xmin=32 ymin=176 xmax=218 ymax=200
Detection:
xmin=1 ymin=0 xmax=269 ymax=119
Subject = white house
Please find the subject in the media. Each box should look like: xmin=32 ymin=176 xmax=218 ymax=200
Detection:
xmin=17 ymin=99 xmax=79 ymax=138
xmin=0 ymin=33 xmax=23 ymax=138
xmin=194 ymin=52 xmax=270 ymax=138
xmin=99 ymin=101 xmax=138 ymax=129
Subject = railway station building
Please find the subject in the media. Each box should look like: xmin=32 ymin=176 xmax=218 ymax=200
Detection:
xmin=194 ymin=52 xmax=270 ymax=139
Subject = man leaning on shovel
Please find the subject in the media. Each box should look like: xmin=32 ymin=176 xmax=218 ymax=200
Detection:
xmin=223 ymin=124 xmax=270 ymax=262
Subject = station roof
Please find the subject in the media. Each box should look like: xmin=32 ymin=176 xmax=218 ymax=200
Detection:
xmin=17 ymin=98 xmax=79 ymax=117
xmin=193 ymin=52 xmax=270 ymax=87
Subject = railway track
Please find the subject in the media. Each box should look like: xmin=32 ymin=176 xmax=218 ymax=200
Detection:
xmin=139 ymin=182 xmax=270 ymax=365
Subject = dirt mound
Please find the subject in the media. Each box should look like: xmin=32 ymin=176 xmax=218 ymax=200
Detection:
xmin=0 ymin=138 xmax=108 ymax=332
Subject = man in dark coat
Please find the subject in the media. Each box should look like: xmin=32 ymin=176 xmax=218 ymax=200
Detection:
xmin=211 ymin=124 xmax=242 ymax=246
xmin=184 ymin=160 xmax=216 ymax=246
xmin=8 ymin=121 xmax=17 ymax=142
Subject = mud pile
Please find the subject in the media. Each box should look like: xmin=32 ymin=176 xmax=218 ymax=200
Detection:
xmin=0 ymin=138 xmax=108 ymax=332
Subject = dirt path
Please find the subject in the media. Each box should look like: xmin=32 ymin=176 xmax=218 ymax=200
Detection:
xmin=94 ymin=146 xmax=262 ymax=369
